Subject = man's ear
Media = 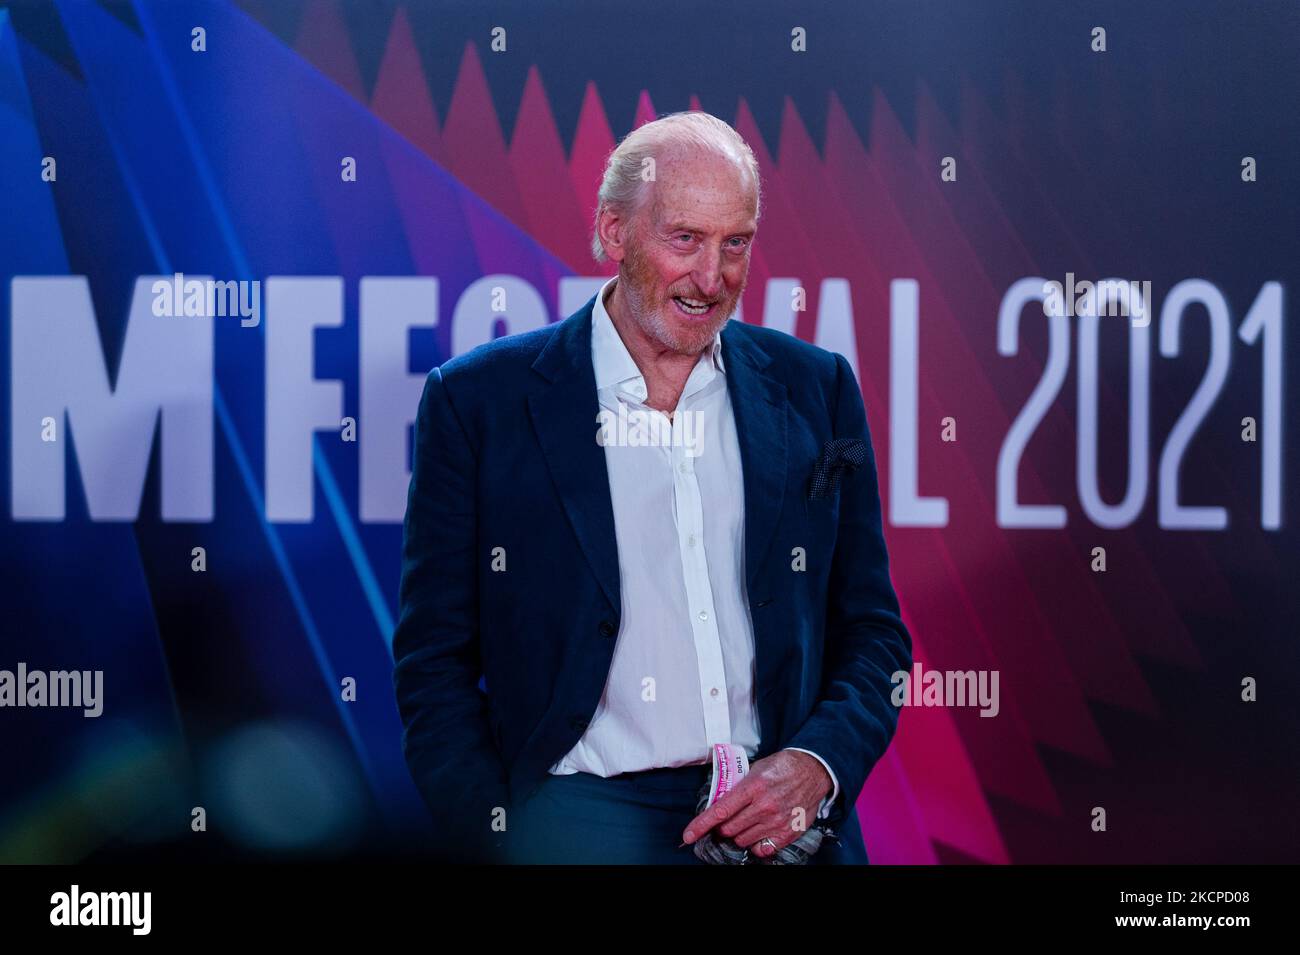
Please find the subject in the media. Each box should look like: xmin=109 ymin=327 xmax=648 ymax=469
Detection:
xmin=597 ymin=206 xmax=627 ymax=263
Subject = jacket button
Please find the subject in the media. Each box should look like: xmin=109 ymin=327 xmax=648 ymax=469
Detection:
xmin=598 ymin=620 xmax=616 ymax=637
xmin=570 ymin=716 xmax=589 ymax=731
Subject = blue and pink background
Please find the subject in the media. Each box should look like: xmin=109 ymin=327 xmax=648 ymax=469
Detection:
xmin=1 ymin=0 xmax=1297 ymax=863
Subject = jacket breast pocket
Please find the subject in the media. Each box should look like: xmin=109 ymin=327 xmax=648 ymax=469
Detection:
xmin=801 ymin=490 xmax=840 ymax=562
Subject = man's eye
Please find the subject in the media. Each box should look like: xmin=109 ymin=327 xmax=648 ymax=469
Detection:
xmin=727 ymin=237 xmax=749 ymax=251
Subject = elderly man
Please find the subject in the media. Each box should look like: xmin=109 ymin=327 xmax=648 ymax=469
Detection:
xmin=392 ymin=111 xmax=911 ymax=864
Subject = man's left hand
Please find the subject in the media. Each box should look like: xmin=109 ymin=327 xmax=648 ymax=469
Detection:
xmin=681 ymin=749 xmax=831 ymax=859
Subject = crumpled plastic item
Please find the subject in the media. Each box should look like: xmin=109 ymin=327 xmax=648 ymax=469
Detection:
xmin=689 ymin=778 xmax=838 ymax=865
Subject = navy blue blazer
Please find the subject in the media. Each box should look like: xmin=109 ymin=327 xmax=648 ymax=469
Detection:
xmin=392 ymin=294 xmax=912 ymax=861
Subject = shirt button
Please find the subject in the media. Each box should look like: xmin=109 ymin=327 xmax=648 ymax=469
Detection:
xmin=679 ymin=461 xmax=692 ymax=474
xmin=710 ymin=687 xmax=720 ymax=697
xmin=687 ymin=534 xmax=696 ymax=547
xmin=698 ymin=610 xmax=709 ymax=622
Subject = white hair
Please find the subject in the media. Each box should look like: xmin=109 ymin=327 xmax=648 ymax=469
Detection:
xmin=590 ymin=111 xmax=762 ymax=262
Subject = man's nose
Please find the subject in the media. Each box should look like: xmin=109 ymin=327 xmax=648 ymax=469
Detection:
xmin=692 ymin=244 xmax=724 ymax=298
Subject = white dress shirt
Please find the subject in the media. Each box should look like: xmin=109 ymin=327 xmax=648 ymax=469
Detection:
xmin=548 ymin=277 xmax=839 ymax=816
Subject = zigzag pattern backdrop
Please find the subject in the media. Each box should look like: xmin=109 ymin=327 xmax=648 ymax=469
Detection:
xmin=1 ymin=0 xmax=1296 ymax=863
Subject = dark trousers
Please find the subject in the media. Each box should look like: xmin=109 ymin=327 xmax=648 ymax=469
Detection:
xmin=499 ymin=764 xmax=869 ymax=865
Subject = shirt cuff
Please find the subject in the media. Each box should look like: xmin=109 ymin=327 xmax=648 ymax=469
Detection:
xmin=784 ymin=747 xmax=840 ymax=819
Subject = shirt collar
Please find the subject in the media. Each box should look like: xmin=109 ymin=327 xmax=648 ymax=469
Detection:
xmin=590 ymin=275 xmax=726 ymax=394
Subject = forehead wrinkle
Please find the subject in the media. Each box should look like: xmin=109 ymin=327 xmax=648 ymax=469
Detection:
xmin=649 ymin=181 xmax=758 ymax=236
xmin=646 ymin=148 xmax=757 ymax=225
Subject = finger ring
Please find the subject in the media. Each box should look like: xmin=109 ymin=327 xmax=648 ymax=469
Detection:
xmin=759 ymin=838 xmax=777 ymax=852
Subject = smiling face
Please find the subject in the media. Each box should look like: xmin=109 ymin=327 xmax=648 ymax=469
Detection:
xmin=603 ymin=147 xmax=758 ymax=356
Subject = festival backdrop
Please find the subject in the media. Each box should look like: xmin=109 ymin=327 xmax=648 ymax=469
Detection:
xmin=1 ymin=0 xmax=1297 ymax=864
